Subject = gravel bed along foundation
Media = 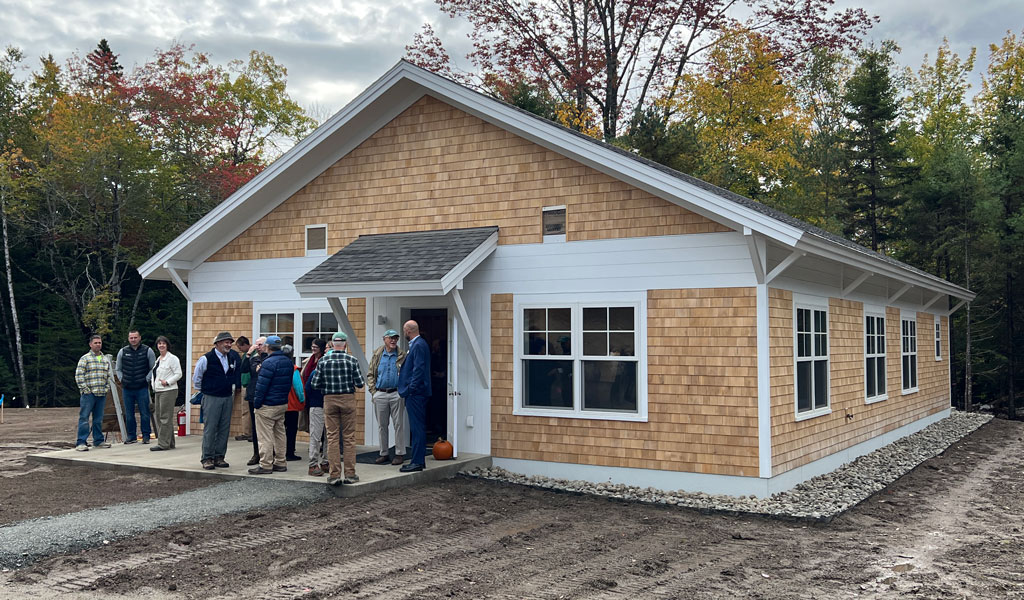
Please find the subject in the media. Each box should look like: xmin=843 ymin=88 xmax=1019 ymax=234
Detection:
xmin=463 ymin=410 xmax=993 ymax=520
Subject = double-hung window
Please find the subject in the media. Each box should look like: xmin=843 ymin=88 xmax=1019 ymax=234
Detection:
xmin=902 ymin=317 xmax=918 ymax=392
xmin=301 ymin=312 xmax=339 ymax=359
xmin=259 ymin=313 xmax=295 ymax=347
xmin=795 ymin=302 xmax=829 ymax=418
xmin=934 ymin=320 xmax=942 ymax=361
xmin=515 ymin=293 xmax=646 ymax=421
xmin=865 ymin=313 xmax=886 ymax=403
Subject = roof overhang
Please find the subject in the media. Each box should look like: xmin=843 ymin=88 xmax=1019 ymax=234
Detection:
xmin=294 ymin=227 xmax=498 ymax=299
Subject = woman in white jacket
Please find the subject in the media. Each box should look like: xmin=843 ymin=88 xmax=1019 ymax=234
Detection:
xmin=150 ymin=336 xmax=182 ymax=451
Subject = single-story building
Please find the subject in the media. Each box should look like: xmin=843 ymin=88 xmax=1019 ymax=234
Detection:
xmin=138 ymin=61 xmax=974 ymax=497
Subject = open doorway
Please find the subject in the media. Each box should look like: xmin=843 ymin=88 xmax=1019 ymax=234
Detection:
xmin=408 ymin=308 xmax=448 ymax=444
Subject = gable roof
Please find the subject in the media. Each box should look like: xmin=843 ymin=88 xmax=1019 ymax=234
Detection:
xmin=139 ymin=60 xmax=972 ymax=303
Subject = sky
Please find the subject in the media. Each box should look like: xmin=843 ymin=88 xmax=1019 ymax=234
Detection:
xmin=2 ymin=0 xmax=1022 ymax=120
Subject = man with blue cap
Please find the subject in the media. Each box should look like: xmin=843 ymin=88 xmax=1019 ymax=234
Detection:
xmin=367 ymin=328 xmax=407 ymax=465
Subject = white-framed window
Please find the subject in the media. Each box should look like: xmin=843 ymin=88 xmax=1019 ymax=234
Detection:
xmin=306 ymin=224 xmax=327 ymax=257
xmin=542 ymin=205 xmax=566 ymax=243
xmin=901 ymin=316 xmax=918 ymax=392
xmin=794 ymin=299 xmax=829 ymax=419
xmin=864 ymin=311 xmax=887 ymax=404
xmin=259 ymin=313 xmax=295 ymax=348
xmin=513 ymin=292 xmax=646 ymax=421
xmin=934 ymin=319 xmax=942 ymax=361
xmin=301 ymin=311 xmax=339 ymax=359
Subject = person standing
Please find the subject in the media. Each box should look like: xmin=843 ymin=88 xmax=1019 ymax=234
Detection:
xmin=150 ymin=336 xmax=182 ymax=451
xmin=250 ymin=335 xmax=292 ymax=474
xmin=302 ymin=338 xmax=328 ymax=476
xmin=74 ymin=335 xmax=112 ymax=451
xmin=311 ymin=331 xmax=365 ymax=485
xmin=367 ymin=329 xmax=407 ymax=465
xmin=115 ymin=330 xmax=156 ymax=444
xmin=234 ymin=336 xmax=252 ymax=442
xmin=282 ymin=344 xmax=304 ymax=461
xmin=193 ymin=331 xmax=241 ymax=470
xmin=398 ymin=320 xmax=431 ymax=472
xmin=241 ymin=336 xmax=266 ymax=465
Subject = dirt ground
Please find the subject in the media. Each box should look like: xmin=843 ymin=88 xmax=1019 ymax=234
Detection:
xmin=0 ymin=408 xmax=212 ymax=526
xmin=2 ymin=409 xmax=1024 ymax=599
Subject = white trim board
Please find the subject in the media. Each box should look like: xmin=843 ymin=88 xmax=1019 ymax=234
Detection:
xmin=494 ymin=408 xmax=950 ymax=498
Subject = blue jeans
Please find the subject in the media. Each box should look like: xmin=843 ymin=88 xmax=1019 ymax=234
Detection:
xmin=77 ymin=393 xmax=106 ymax=446
xmin=122 ymin=386 xmax=152 ymax=440
xmin=406 ymin=394 xmax=428 ymax=466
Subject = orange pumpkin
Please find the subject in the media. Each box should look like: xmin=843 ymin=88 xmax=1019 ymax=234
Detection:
xmin=432 ymin=437 xmax=453 ymax=460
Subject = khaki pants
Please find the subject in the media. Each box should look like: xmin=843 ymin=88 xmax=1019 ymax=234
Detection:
xmin=255 ymin=404 xmax=287 ymax=470
xmin=373 ymin=390 xmax=405 ymax=456
xmin=324 ymin=393 xmax=357 ymax=479
xmin=153 ymin=389 xmax=178 ymax=449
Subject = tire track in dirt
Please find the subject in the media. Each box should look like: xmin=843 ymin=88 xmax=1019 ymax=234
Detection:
xmin=861 ymin=424 xmax=1024 ymax=596
xmin=212 ymin=516 xmax=561 ymax=600
xmin=41 ymin=494 xmax=417 ymax=592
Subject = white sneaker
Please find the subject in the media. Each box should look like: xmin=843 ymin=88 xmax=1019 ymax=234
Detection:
xmin=75 ymin=445 xmax=89 ymax=452
xmin=94 ymin=441 xmax=111 ymax=448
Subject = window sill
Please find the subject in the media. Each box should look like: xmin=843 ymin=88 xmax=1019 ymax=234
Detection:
xmin=305 ymin=249 xmax=327 ymax=258
xmin=543 ymin=234 xmax=566 ymax=244
xmin=935 ymin=358 xmax=943 ymax=362
xmin=795 ymin=407 xmax=831 ymax=422
xmin=901 ymin=387 xmax=919 ymax=395
xmin=513 ymin=407 xmax=647 ymax=422
xmin=865 ymin=395 xmax=888 ymax=405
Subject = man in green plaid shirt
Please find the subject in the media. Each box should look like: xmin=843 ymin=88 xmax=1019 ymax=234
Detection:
xmin=311 ymin=331 xmax=365 ymax=485
xmin=74 ymin=335 xmax=112 ymax=451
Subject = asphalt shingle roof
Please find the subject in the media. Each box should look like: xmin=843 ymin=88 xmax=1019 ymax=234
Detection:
xmin=294 ymin=226 xmax=498 ymax=286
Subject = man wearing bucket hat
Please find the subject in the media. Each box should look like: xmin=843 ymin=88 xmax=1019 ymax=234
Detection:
xmin=192 ymin=331 xmax=242 ymax=470
xmin=367 ymin=329 xmax=407 ymax=465
xmin=310 ymin=331 xmax=365 ymax=485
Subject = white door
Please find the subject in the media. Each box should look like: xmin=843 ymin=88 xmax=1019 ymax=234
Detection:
xmin=448 ymin=313 xmax=459 ymax=458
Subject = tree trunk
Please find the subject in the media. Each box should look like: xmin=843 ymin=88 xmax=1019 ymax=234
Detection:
xmin=126 ymin=276 xmax=145 ymax=333
xmin=0 ymin=195 xmax=28 ymax=408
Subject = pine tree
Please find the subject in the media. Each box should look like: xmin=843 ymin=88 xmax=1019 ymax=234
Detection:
xmin=839 ymin=42 xmax=915 ymax=253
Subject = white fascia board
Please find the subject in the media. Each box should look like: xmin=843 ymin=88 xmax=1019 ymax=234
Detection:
xmin=296 ymin=280 xmax=447 ymax=298
xmin=795 ymin=235 xmax=974 ymax=301
xmin=139 ymin=63 xmax=425 ymax=280
xmin=398 ymin=67 xmax=806 ymax=247
xmin=440 ymin=231 xmax=499 ymax=294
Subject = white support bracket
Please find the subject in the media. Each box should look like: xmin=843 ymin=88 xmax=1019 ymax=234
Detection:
xmin=448 ymin=287 xmax=490 ymax=389
xmin=164 ymin=262 xmax=192 ymax=302
xmin=766 ymin=250 xmax=804 ymax=284
xmin=888 ymin=283 xmax=913 ymax=304
xmin=922 ymin=292 xmax=945 ymax=312
xmin=842 ymin=271 xmax=872 ymax=298
xmin=327 ymin=297 xmax=368 ymax=374
xmin=947 ymin=299 xmax=968 ymax=316
xmin=744 ymin=227 xmax=766 ymax=284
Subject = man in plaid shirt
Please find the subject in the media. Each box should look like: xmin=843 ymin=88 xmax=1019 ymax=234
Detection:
xmin=311 ymin=331 xmax=365 ymax=485
xmin=74 ymin=335 xmax=112 ymax=451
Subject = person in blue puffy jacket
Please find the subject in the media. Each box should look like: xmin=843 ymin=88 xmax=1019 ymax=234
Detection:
xmin=250 ymin=335 xmax=294 ymax=474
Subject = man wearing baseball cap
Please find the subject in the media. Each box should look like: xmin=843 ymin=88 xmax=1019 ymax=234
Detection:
xmin=192 ymin=331 xmax=242 ymax=470
xmin=367 ymin=329 xmax=407 ymax=465
xmin=310 ymin=331 xmax=365 ymax=485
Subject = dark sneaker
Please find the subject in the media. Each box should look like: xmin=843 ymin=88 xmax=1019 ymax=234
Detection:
xmin=150 ymin=446 xmax=167 ymax=452
xmin=399 ymin=463 xmax=424 ymax=473
xmin=214 ymin=459 xmax=230 ymax=468
xmin=343 ymin=474 xmax=360 ymax=484
xmin=247 ymin=454 xmax=260 ymax=466
xmin=124 ymin=439 xmax=137 ymax=445
xmin=248 ymin=467 xmax=272 ymax=475
xmin=286 ymin=455 xmax=302 ymax=461
xmin=327 ymin=477 xmax=342 ymax=486
xmin=142 ymin=438 xmax=150 ymax=445
xmin=272 ymin=465 xmax=287 ymax=472
xmin=202 ymin=460 xmax=215 ymax=470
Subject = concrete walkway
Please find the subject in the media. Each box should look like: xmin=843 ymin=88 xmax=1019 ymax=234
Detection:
xmin=28 ymin=435 xmax=490 ymax=498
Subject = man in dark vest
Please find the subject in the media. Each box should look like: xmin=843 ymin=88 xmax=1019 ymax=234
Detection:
xmin=115 ymin=330 xmax=156 ymax=444
xmin=192 ymin=331 xmax=241 ymax=470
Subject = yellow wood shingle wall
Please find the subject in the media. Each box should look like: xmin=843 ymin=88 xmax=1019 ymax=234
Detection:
xmin=207 ymin=95 xmax=729 ymax=262
xmin=189 ymin=302 xmax=253 ymax=434
xmin=490 ymin=288 xmax=759 ymax=476
xmin=770 ymin=294 xmax=950 ymax=476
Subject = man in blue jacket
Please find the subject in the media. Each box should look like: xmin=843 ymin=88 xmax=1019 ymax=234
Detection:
xmin=398 ymin=320 xmax=431 ymax=472
xmin=250 ymin=335 xmax=293 ymax=474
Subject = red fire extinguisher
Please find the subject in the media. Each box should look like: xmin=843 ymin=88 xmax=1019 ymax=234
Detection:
xmin=177 ymin=407 xmax=187 ymax=437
